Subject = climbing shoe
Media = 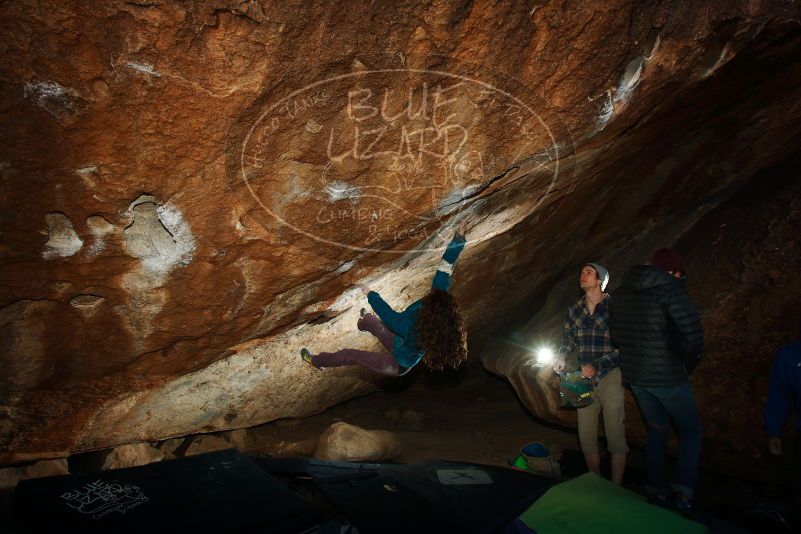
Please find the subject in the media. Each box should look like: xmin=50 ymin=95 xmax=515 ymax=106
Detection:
xmin=300 ymin=348 xmax=314 ymax=366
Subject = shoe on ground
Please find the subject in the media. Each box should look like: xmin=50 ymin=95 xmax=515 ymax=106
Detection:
xmin=669 ymin=493 xmax=693 ymax=515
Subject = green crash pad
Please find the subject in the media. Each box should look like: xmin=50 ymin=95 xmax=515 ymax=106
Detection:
xmin=519 ymin=473 xmax=708 ymax=534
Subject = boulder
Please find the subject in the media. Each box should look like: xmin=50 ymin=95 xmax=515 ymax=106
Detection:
xmin=274 ymin=439 xmax=317 ymax=457
xmin=223 ymin=428 xmax=249 ymax=451
xmin=156 ymin=437 xmax=186 ymax=460
xmin=0 ymin=459 xmax=69 ymax=491
xmin=102 ymin=442 xmax=164 ymax=469
xmin=183 ymin=435 xmax=233 ymax=457
xmin=314 ymin=422 xmax=402 ymax=462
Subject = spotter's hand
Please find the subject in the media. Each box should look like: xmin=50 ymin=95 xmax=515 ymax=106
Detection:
xmin=580 ymin=364 xmax=597 ymax=378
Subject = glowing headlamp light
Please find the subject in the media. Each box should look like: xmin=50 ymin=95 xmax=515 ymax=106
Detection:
xmin=535 ymin=346 xmax=555 ymax=365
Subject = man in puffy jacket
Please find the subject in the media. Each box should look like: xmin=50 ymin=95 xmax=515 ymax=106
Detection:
xmin=609 ymin=248 xmax=703 ymax=513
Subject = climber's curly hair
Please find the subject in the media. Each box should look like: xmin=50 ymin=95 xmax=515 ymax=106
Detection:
xmin=414 ymin=289 xmax=468 ymax=371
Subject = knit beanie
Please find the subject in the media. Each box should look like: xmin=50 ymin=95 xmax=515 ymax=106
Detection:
xmin=585 ymin=262 xmax=609 ymax=291
xmin=651 ymin=248 xmax=684 ymax=273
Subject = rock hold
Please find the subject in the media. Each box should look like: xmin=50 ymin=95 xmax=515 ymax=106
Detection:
xmin=123 ymin=195 xmax=195 ymax=276
xmin=43 ymin=213 xmax=83 ymax=259
xmin=24 ymin=81 xmax=85 ymax=119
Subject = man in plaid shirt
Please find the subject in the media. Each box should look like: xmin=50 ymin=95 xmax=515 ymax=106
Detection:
xmin=554 ymin=263 xmax=628 ymax=485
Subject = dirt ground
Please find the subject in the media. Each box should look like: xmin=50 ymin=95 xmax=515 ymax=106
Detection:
xmin=244 ymin=370 xmax=576 ymax=468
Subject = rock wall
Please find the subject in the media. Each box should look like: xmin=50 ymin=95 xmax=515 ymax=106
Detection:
xmin=1 ymin=1 xmax=800 ymax=466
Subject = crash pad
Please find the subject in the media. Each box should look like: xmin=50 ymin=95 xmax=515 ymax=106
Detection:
xmin=311 ymin=459 xmax=556 ymax=533
xmin=519 ymin=472 xmax=708 ymax=533
xmin=13 ymin=449 xmax=318 ymax=533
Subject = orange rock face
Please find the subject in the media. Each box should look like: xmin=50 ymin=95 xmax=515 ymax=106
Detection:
xmin=1 ymin=0 xmax=800 ymax=471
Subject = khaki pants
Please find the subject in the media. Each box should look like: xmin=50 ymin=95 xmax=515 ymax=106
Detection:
xmin=577 ymin=367 xmax=629 ymax=454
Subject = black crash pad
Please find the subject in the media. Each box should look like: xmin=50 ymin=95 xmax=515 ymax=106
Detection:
xmin=13 ymin=449 xmax=318 ymax=533
xmin=255 ymin=457 xmax=556 ymax=533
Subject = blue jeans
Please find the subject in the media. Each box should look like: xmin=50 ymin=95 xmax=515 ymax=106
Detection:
xmin=631 ymin=382 xmax=703 ymax=499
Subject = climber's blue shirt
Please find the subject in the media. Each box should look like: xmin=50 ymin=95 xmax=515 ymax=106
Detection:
xmin=367 ymin=233 xmax=467 ymax=370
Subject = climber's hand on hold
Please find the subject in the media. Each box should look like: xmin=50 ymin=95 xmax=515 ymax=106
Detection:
xmin=354 ymin=283 xmax=372 ymax=296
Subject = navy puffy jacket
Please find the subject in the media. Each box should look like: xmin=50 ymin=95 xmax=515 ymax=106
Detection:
xmin=609 ymin=265 xmax=703 ymax=387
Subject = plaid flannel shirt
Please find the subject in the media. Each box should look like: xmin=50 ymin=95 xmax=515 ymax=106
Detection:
xmin=561 ymin=294 xmax=620 ymax=379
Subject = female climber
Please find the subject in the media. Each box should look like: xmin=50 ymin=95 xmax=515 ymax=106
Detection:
xmin=301 ymin=220 xmax=469 ymax=376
